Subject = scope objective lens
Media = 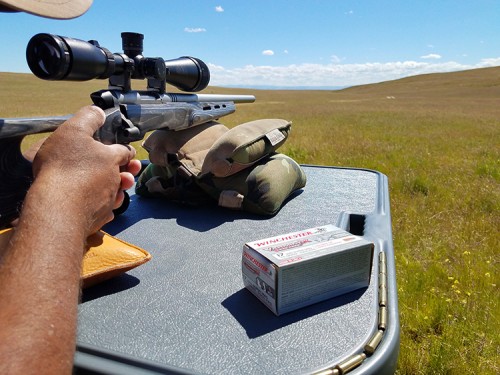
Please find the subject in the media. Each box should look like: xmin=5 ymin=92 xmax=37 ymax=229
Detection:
xmin=26 ymin=34 xmax=70 ymax=80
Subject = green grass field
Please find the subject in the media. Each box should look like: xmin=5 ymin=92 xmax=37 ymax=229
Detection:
xmin=1 ymin=68 xmax=499 ymax=374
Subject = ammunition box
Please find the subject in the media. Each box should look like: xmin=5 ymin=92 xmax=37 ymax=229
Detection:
xmin=242 ymin=224 xmax=374 ymax=316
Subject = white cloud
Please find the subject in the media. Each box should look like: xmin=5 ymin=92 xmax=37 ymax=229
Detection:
xmin=477 ymin=57 xmax=500 ymax=66
xmin=421 ymin=54 xmax=442 ymax=59
xmin=215 ymin=6 xmax=224 ymax=12
xmin=284 ymin=50 xmax=289 ymax=54
xmin=262 ymin=50 xmax=274 ymax=56
xmin=184 ymin=27 xmax=206 ymax=33
xmin=331 ymin=55 xmax=341 ymax=63
xmin=207 ymin=59 xmax=500 ymax=88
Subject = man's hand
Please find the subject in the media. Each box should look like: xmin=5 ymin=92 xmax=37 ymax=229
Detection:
xmin=32 ymin=105 xmax=142 ymax=235
xmin=0 ymin=105 xmax=142 ymax=375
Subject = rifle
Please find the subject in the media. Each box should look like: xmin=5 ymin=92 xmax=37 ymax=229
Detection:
xmin=0 ymin=32 xmax=255 ymax=228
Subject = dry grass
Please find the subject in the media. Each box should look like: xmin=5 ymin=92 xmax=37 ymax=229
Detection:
xmin=1 ymin=68 xmax=499 ymax=374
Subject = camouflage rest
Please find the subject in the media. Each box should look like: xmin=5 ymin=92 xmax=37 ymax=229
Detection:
xmin=136 ymin=119 xmax=306 ymax=215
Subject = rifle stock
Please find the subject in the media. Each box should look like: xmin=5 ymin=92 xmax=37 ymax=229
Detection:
xmin=0 ymin=92 xmax=255 ymax=228
xmin=0 ymin=92 xmax=255 ymax=141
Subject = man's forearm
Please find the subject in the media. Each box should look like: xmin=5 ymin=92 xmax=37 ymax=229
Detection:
xmin=0 ymin=175 xmax=87 ymax=374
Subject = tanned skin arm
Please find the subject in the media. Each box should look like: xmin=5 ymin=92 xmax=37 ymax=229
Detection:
xmin=0 ymin=106 xmax=141 ymax=374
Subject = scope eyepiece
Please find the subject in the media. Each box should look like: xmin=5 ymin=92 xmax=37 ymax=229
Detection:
xmin=26 ymin=32 xmax=211 ymax=92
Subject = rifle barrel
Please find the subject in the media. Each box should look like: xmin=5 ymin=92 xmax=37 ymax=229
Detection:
xmin=103 ymin=91 xmax=255 ymax=105
xmin=167 ymin=94 xmax=256 ymax=103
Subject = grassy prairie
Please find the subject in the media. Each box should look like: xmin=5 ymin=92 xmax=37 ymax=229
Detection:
xmin=1 ymin=68 xmax=499 ymax=374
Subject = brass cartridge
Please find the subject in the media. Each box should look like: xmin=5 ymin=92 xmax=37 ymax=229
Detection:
xmin=364 ymin=330 xmax=384 ymax=354
xmin=336 ymin=353 xmax=367 ymax=374
xmin=378 ymin=306 xmax=388 ymax=330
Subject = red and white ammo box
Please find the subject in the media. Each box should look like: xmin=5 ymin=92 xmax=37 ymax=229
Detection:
xmin=242 ymin=224 xmax=374 ymax=315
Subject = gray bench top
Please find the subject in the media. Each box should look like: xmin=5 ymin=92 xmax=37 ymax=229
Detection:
xmin=76 ymin=165 xmax=399 ymax=375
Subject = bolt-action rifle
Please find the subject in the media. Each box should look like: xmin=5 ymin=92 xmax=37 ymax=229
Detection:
xmin=0 ymin=32 xmax=255 ymax=228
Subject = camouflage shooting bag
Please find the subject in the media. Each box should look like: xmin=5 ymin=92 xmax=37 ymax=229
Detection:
xmin=136 ymin=119 xmax=306 ymax=215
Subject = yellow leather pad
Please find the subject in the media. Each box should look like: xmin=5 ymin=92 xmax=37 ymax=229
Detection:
xmin=82 ymin=230 xmax=152 ymax=288
xmin=0 ymin=228 xmax=151 ymax=289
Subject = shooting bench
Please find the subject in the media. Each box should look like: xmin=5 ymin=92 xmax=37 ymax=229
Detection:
xmin=76 ymin=165 xmax=400 ymax=375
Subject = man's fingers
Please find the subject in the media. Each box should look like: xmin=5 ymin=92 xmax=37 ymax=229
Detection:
xmin=113 ymin=190 xmax=125 ymax=210
xmin=120 ymin=172 xmax=135 ymax=191
xmin=108 ymin=143 xmax=137 ymax=167
xmin=63 ymin=105 xmax=106 ymax=136
xmin=59 ymin=106 xmax=139 ymax=169
xmin=127 ymin=159 xmax=143 ymax=177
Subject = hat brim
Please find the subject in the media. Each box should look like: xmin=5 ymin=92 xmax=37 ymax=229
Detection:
xmin=0 ymin=0 xmax=92 ymax=19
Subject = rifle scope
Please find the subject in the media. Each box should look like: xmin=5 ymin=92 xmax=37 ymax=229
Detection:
xmin=26 ymin=32 xmax=210 ymax=92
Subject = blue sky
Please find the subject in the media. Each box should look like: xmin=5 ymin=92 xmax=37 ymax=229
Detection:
xmin=1 ymin=0 xmax=499 ymax=88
